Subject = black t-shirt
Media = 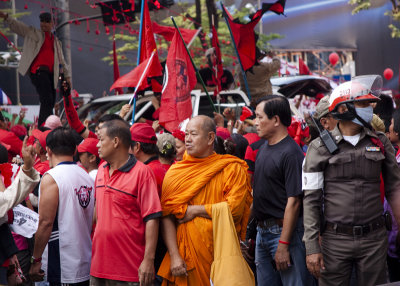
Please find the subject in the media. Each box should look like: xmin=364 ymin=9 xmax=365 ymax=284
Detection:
xmin=253 ymin=135 xmax=304 ymax=220
xmin=199 ymin=68 xmax=234 ymax=90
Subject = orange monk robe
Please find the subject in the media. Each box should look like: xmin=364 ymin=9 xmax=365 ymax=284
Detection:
xmin=158 ymin=152 xmax=253 ymax=286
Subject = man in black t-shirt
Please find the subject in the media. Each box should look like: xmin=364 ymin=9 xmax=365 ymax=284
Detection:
xmin=253 ymin=95 xmax=314 ymax=286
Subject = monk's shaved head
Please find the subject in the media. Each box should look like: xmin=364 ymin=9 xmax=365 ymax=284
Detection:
xmin=185 ymin=116 xmax=216 ymax=158
xmin=191 ymin=115 xmax=216 ymax=134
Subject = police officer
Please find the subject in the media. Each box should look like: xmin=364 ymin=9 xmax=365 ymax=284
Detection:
xmin=302 ymin=75 xmax=400 ymax=286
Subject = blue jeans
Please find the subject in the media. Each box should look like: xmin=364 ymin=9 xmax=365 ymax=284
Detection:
xmin=255 ymin=218 xmax=315 ymax=286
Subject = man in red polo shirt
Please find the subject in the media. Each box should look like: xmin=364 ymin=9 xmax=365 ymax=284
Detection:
xmin=91 ymin=119 xmax=161 ymax=286
xmin=0 ymin=11 xmax=70 ymax=126
xmin=130 ymin=123 xmax=165 ymax=197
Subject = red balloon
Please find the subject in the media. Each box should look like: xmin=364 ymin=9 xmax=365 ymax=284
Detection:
xmin=383 ymin=68 xmax=394 ymax=80
xmin=329 ymin=52 xmax=339 ymax=66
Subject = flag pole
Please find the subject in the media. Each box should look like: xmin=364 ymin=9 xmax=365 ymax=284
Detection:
xmin=220 ymin=3 xmax=252 ymax=101
xmin=128 ymin=50 xmax=156 ymax=106
xmin=131 ymin=0 xmax=146 ymax=124
xmin=187 ymin=27 xmax=202 ymax=49
xmin=170 ymin=16 xmax=217 ymax=113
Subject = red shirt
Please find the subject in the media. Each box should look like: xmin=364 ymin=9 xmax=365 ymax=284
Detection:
xmin=91 ymin=155 xmax=162 ymax=282
xmin=33 ymin=160 xmax=50 ymax=175
xmin=30 ymin=32 xmax=54 ymax=74
xmin=145 ymin=157 xmax=165 ymax=198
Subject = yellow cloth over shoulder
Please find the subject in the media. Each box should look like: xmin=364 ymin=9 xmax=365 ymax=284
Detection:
xmin=158 ymin=152 xmax=252 ymax=286
xmin=210 ymin=202 xmax=255 ymax=286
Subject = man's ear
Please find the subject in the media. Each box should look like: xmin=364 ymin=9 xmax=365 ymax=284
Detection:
xmin=274 ymin=115 xmax=280 ymax=127
xmin=208 ymin=132 xmax=216 ymax=146
xmin=88 ymin=154 xmax=96 ymax=164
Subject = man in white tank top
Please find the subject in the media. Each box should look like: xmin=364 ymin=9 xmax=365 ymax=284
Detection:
xmin=29 ymin=127 xmax=94 ymax=286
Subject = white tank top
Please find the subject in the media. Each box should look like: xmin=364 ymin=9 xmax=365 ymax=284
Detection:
xmin=39 ymin=162 xmax=94 ymax=284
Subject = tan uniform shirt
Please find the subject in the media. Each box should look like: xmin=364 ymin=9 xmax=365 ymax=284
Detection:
xmin=302 ymin=126 xmax=400 ymax=255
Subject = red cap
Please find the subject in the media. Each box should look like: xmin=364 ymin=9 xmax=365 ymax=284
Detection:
xmin=77 ymin=138 xmax=99 ymax=158
xmin=130 ymin=123 xmax=157 ymax=144
xmin=172 ymin=129 xmax=185 ymax=142
xmin=216 ymin=127 xmax=231 ymax=140
xmin=10 ymin=124 xmax=27 ymax=138
xmin=32 ymin=129 xmax=51 ymax=149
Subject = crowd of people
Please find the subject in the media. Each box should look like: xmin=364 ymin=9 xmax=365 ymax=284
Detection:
xmin=0 ymin=73 xmax=399 ymax=286
xmin=1 ymin=8 xmax=400 ymax=286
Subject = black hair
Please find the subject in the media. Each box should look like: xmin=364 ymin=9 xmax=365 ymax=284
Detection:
xmin=0 ymin=144 xmax=8 ymax=164
xmin=101 ymin=120 xmax=131 ymax=149
xmin=231 ymin=133 xmax=249 ymax=159
xmin=259 ymin=95 xmax=292 ymax=127
xmin=392 ymin=108 xmax=400 ymax=135
xmin=98 ymin=114 xmax=125 ymax=124
xmin=308 ymin=124 xmax=320 ymax=142
xmin=46 ymin=127 xmax=77 ymax=156
xmin=132 ymin=141 xmax=159 ymax=155
xmin=0 ymin=111 xmax=4 ymax=122
xmin=374 ymin=94 xmax=394 ymax=132
xmin=214 ymin=136 xmax=226 ymax=154
xmin=84 ymin=152 xmax=101 ymax=165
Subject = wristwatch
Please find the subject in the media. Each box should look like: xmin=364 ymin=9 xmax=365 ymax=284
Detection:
xmin=30 ymin=256 xmax=42 ymax=264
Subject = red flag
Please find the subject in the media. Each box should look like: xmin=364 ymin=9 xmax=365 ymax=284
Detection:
xmin=152 ymin=22 xmax=198 ymax=44
xmin=222 ymin=1 xmax=285 ymax=71
xmin=110 ymin=56 xmax=155 ymax=91
xmin=139 ymin=0 xmax=163 ymax=89
xmin=257 ymin=0 xmax=286 ymax=18
xmin=159 ymin=29 xmax=196 ymax=132
xmin=113 ymin=38 xmax=124 ymax=94
xmin=211 ymin=25 xmax=223 ymax=96
xmin=299 ymin=58 xmax=311 ymax=75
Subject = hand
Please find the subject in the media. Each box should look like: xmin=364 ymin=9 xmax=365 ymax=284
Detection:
xmin=61 ymin=79 xmax=71 ymax=98
xmin=12 ymin=113 xmax=18 ymax=120
xmin=177 ymin=205 xmax=197 ymax=224
xmin=274 ymin=243 xmax=291 ymax=271
xmin=138 ymin=257 xmax=155 ymax=286
xmin=21 ymin=136 xmax=35 ymax=171
xmin=19 ymin=109 xmax=26 ymax=120
xmin=306 ymin=253 xmax=325 ymax=279
xmin=29 ymin=262 xmax=44 ymax=282
xmin=170 ymin=253 xmax=187 ymax=277
xmin=119 ymin=104 xmax=131 ymax=119
xmin=152 ymin=120 xmax=160 ymax=133
xmin=236 ymin=120 xmax=245 ymax=135
xmin=227 ymin=120 xmax=234 ymax=134
xmin=223 ymin=108 xmax=235 ymax=122
xmin=213 ymin=112 xmax=224 ymax=127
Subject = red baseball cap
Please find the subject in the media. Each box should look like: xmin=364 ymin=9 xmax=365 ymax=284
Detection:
xmin=130 ymin=123 xmax=157 ymax=144
xmin=32 ymin=129 xmax=51 ymax=149
xmin=77 ymin=138 xmax=99 ymax=158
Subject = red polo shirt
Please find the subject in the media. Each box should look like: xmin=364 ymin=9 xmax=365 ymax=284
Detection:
xmin=30 ymin=32 xmax=54 ymax=74
xmin=91 ymin=155 xmax=162 ymax=282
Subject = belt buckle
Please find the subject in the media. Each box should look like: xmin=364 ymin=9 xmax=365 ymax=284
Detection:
xmin=353 ymin=226 xmax=363 ymax=236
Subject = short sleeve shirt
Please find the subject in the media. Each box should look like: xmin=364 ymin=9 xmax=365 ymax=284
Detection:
xmin=253 ymin=136 xmax=304 ymax=220
xmin=91 ymin=155 xmax=162 ymax=282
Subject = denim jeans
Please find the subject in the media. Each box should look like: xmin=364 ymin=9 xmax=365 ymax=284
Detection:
xmin=255 ymin=218 xmax=315 ymax=286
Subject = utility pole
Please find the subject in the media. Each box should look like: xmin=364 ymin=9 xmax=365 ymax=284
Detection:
xmin=11 ymin=0 xmax=20 ymax=104
xmin=53 ymin=0 xmax=72 ymax=84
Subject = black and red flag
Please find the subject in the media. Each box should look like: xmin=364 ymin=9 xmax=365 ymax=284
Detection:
xmin=138 ymin=0 xmax=163 ymax=91
xmin=222 ymin=0 xmax=286 ymax=71
xmin=211 ymin=25 xmax=223 ymax=96
xmin=159 ymin=29 xmax=196 ymax=132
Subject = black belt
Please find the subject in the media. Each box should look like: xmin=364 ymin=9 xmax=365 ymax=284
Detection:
xmin=325 ymin=216 xmax=385 ymax=236
xmin=36 ymin=66 xmax=51 ymax=72
xmin=257 ymin=218 xmax=283 ymax=229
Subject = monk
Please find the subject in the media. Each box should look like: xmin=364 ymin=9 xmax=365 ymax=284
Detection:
xmin=158 ymin=115 xmax=253 ymax=285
